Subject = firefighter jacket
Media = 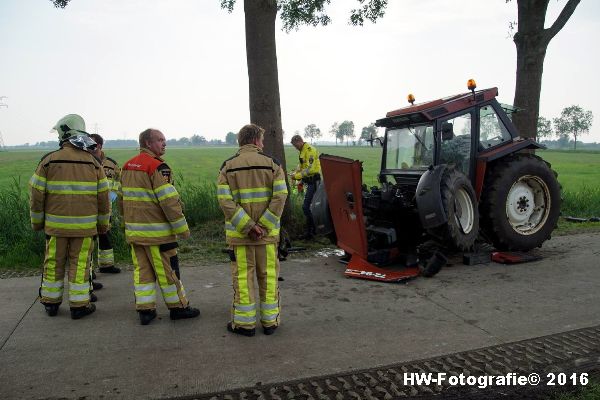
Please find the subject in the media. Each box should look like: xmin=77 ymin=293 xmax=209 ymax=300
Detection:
xmin=29 ymin=142 xmax=111 ymax=237
xmin=100 ymin=152 xmax=121 ymax=195
xmin=217 ymin=144 xmax=288 ymax=245
xmin=292 ymin=142 xmax=321 ymax=181
xmin=119 ymin=148 xmax=190 ymax=245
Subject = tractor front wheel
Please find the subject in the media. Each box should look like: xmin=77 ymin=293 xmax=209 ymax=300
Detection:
xmin=480 ymin=154 xmax=561 ymax=251
xmin=426 ymin=167 xmax=479 ymax=251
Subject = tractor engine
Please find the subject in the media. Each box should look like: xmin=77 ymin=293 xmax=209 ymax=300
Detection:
xmin=361 ymin=182 xmax=423 ymax=251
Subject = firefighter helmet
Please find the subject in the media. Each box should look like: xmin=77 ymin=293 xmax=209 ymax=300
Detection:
xmin=53 ymin=114 xmax=89 ymax=140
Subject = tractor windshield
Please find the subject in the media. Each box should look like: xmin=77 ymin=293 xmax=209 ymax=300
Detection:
xmin=385 ymin=124 xmax=434 ymax=170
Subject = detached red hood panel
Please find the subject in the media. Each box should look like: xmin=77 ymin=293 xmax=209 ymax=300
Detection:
xmin=320 ymin=154 xmax=368 ymax=258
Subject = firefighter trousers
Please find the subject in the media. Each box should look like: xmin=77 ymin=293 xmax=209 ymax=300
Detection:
xmin=302 ymin=181 xmax=318 ymax=235
xmin=130 ymin=244 xmax=189 ymax=311
xmin=230 ymin=243 xmax=280 ymax=329
xmin=97 ymin=231 xmax=114 ymax=268
xmin=40 ymin=236 xmax=93 ymax=308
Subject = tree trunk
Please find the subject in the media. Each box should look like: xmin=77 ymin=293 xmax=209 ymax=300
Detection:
xmin=244 ymin=0 xmax=291 ymax=222
xmin=512 ymin=35 xmax=547 ymax=140
xmin=512 ymin=0 xmax=549 ymax=140
xmin=512 ymin=0 xmax=581 ymax=140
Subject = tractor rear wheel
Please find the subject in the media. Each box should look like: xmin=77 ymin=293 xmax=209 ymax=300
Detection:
xmin=480 ymin=154 xmax=561 ymax=251
xmin=427 ymin=167 xmax=479 ymax=251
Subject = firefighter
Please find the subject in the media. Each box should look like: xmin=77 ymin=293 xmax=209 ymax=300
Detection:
xmin=217 ymin=124 xmax=288 ymax=337
xmin=290 ymin=134 xmax=321 ymax=239
xmin=30 ymin=114 xmax=110 ymax=319
xmin=119 ymin=128 xmax=199 ymax=325
xmin=89 ymin=133 xmax=121 ymax=274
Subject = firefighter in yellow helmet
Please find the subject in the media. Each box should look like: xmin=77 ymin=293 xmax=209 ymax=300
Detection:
xmin=217 ymin=124 xmax=288 ymax=336
xmin=119 ymin=128 xmax=199 ymax=325
xmin=290 ymin=134 xmax=321 ymax=239
xmin=89 ymin=133 xmax=121 ymax=274
xmin=29 ymin=114 xmax=110 ymax=319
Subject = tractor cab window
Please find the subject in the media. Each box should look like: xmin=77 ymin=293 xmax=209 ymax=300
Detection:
xmin=479 ymin=106 xmax=512 ymax=149
xmin=385 ymin=124 xmax=434 ymax=170
xmin=439 ymin=112 xmax=472 ymax=176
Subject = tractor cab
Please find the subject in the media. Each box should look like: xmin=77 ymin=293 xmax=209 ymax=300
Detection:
xmin=375 ymin=84 xmax=522 ymax=188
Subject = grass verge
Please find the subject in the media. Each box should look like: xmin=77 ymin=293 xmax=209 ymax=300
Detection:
xmin=553 ymin=381 xmax=600 ymax=400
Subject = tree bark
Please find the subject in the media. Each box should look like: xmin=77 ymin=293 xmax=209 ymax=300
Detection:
xmin=244 ymin=0 xmax=292 ymax=222
xmin=512 ymin=0 xmax=581 ymax=140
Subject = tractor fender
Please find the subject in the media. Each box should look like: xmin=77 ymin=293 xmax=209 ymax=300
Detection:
xmin=415 ymin=165 xmax=448 ymax=229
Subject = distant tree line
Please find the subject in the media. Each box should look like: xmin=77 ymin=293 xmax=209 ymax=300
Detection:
xmin=537 ymin=105 xmax=594 ymax=150
xmin=297 ymin=122 xmax=379 ymax=146
xmin=12 ymin=132 xmax=243 ymax=149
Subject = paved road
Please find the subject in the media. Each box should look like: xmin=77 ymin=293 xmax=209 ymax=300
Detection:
xmin=1 ymin=232 xmax=599 ymax=399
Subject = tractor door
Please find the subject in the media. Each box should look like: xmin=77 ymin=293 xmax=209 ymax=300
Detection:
xmin=319 ymin=154 xmax=368 ymax=259
xmin=477 ymin=102 xmax=514 ymax=151
xmin=436 ymin=109 xmax=476 ymax=181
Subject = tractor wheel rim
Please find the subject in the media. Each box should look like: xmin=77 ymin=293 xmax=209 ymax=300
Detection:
xmin=454 ymin=187 xmax=474 ymax=234
xmin=505 ymin=175 xmax=551 ymax=235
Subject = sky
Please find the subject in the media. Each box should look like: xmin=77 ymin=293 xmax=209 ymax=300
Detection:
xmin=0 ymin=0 xmax=599 ymax=146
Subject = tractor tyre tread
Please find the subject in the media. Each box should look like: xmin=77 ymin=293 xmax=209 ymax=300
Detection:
xmin=479 ymin=154 xmax=561 ymax=251
xmin=427 ymin=167 xmax=479 ymax=251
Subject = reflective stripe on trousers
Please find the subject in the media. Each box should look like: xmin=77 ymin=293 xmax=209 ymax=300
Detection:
xmin=130 ymin=244 xmax=189 ymax=310
xmin=40 ymin=236 xmax=93 ymax=307
xmin=97 ymin=231 xmax=114 ymax=267
xmin=230 ymin=243 xmax=280 ymax=329
xmin=98 ymin=249 xmax=114 ymax=266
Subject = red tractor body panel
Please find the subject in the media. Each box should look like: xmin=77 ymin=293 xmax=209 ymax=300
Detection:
xmin=319 ymin=155 xmax=369 ymax=258
xmin=320 ymin=154 xmax=420 ymax=282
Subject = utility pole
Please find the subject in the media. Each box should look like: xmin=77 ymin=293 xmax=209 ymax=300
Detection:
xmin=0 ymin=96 xmax=7 ymax=151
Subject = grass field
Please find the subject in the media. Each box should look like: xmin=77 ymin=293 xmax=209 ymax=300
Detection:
xmin=1 ymin=145 xmax=599 ymax=269
xmin=0 ymin=145 xmax=384 ymax=189
xmin=1 ymin=146 xmax=598 ymax=191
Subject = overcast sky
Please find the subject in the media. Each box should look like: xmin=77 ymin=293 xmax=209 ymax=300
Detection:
xmin=0 ymin=0 xmax=598 ymax=146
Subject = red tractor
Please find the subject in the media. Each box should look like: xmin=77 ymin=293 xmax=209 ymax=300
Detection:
xmin=312 ymin=82 xmax=561 ymax=281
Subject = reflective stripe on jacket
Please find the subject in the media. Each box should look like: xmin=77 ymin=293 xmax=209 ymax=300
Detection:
xmin=119 ymin=148 xmax=190 ymax=245
xmin=292 ymin=142 xmax=321 ymax=180
xmin=217 ymin=144 xmax=288 ymax=245
xmin=28 ymin=143 xmax=111 ymax=237
xmin=101 ymin=153 xmax=121 ymax=194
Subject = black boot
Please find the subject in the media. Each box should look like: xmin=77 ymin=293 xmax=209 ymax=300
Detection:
xmin=92 ymin=281 xmax=103 ymax=290
xmin=227 ymin=322 xmax=255 ymax=337
xmin=90 ymin=292 xmax=97 ymax=302
xmin=169 ymin=306 xmax=200 ymax=320
xmin=92 ymin=270 xmax=97 ymax=280
xmin=43 ymin=303 xmax=59 ymax=317
xmin=138 ymin=309 xmax=157 ymax=325
xmin=70 ymin=304 xmax=96 ymax=320
xmin=263 ymin=325 xmax=278 ymax=336
xmin=99 ymin=266 xmax=121 ymax=274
